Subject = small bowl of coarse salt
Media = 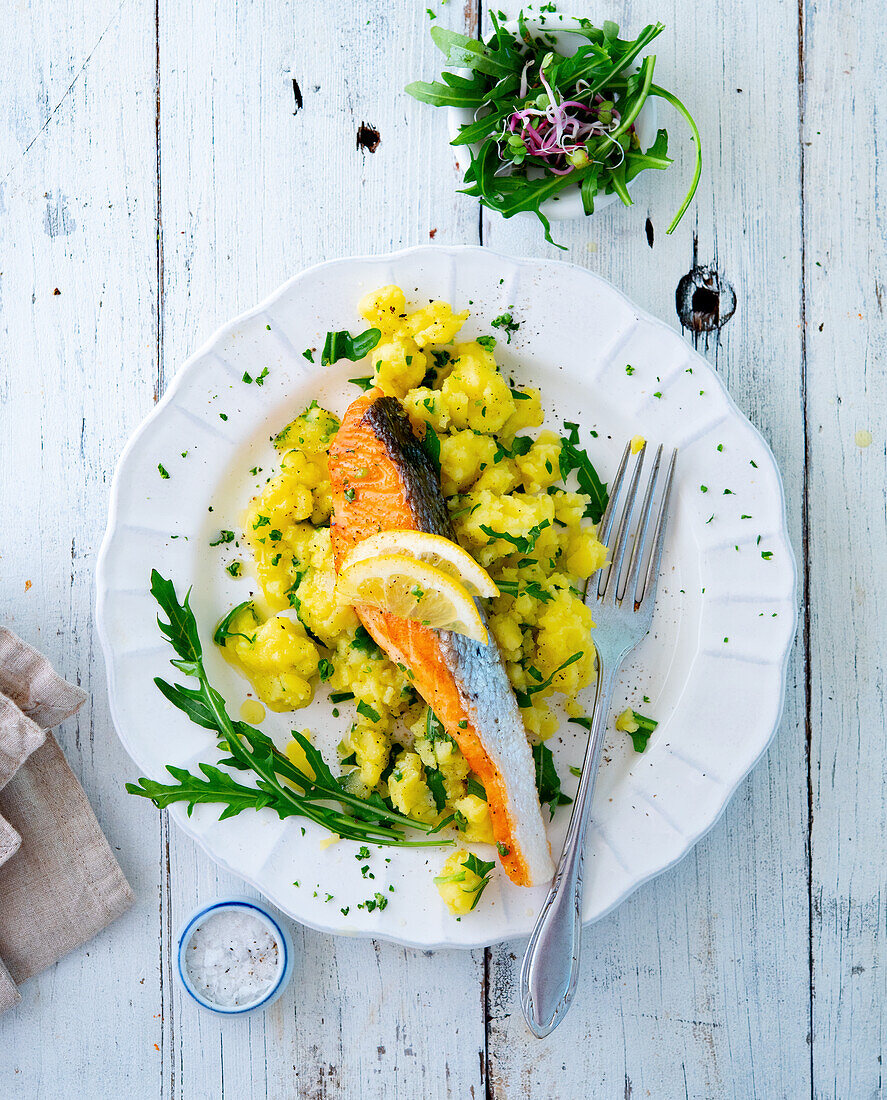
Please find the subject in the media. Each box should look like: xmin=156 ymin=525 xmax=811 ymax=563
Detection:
xmin=177 ymin=898 xmax=294 ymax=1016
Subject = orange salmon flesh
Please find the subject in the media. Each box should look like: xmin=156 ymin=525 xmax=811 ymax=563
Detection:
xmin=328 ymin=389 xmax=554 ymax=888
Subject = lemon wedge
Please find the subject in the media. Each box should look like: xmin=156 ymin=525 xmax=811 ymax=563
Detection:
xmin=336 ymin=554 xmax=489 ymax=644
xmin=340 ymin=531 xmax=498 ymax=599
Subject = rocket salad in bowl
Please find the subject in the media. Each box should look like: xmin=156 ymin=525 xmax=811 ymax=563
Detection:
xmin=406 ymin=11 xmax=701 ymax=245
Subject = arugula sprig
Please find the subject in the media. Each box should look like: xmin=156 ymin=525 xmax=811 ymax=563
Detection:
xmin=127 ymin=572 xmax=449 ymax=847
xmin=559 ymin=430 xmax=608 ymax=524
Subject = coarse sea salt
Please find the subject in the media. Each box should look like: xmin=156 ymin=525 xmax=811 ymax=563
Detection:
xmin=185 ymin=909 xmax=280 ymax=1008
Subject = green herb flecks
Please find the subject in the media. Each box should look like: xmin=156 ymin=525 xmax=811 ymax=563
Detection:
xmin=351 ymin=625 xmax=383 ymax=658
xmin=514 ymin=652 xmax=583 ymax=708
xmin=321 ymin=328 xmax=382 ymax=366
xmin=421 ymin=422 xmax=442 ymax=475
xmin=491 ymin=312 xmax=520 ymax=343
xmin=621 ymin=709 xmax=658 ymax=753
xmin=532 ymin=742 xmax=573 ymax=820
xmin=479 ymin=518 xmax=550 ymax=554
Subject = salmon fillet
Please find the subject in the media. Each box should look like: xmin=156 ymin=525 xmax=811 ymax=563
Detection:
xmin=328 ymin=390 xmax=554 ymax=887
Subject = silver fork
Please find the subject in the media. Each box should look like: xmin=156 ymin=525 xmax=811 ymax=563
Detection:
xmin=520 ymin=440 xmax=678 ymax=1038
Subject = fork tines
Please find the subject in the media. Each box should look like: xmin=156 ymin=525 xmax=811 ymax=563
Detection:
xmin=596 ymin=441 xmax=678 ymax=610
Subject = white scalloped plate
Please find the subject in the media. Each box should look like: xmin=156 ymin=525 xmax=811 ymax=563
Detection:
xmin=96 ymin=246 xmax=796 ymax=949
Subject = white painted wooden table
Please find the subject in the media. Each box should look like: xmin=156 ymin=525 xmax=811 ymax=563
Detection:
xmin=1 ymin=2 xmax=883 ymax=1096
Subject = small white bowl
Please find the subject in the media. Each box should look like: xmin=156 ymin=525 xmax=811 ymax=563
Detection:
xmin=177 ymin=897 xmax=294 ymax=1016
xmin=446 ymin=14 xmax=657 ymax=222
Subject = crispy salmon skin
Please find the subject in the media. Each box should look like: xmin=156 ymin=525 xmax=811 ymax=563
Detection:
xmin=329 ymin=390 xmax=554 ymax=888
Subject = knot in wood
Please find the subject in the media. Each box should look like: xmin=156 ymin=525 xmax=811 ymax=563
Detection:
xmin=675 ymin=265 xmax=736 ymax=334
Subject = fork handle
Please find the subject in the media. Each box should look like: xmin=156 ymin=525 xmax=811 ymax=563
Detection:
xmin=519 ymin=658 xmax=618 ymax=1038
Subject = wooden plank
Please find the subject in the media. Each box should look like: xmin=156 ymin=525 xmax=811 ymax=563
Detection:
xmin=156 ymin=1 xmax=484 ymax=1096
xmin=0 ymin=0 xmax=162 ymax=1093
xmin=477 ymin=5 xmax=811 ymax=1095
xmin=802 ymin=3 xmax=887 ymax=1095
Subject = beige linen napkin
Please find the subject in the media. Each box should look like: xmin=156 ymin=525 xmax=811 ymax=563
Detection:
xmin=0 ymin=628 xmax=134 ymax=1013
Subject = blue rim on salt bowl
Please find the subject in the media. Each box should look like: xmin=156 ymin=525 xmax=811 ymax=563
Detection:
xmin=177 ymin=897 xmax=294 ymax=1016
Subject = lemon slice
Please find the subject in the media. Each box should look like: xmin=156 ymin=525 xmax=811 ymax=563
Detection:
xmin=336 ymin=554 xmax=489 ymax=644
xmin=340 ymin=531 xmax=498 ymax=599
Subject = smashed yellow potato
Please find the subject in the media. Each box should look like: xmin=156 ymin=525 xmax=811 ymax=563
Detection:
xmin=215 ymin=284 xmax=608 ymax=868
xmin=434 ymin=849 xmax=495 ymax=915
xmin=218 ymin=606 xmax=319 ymax=712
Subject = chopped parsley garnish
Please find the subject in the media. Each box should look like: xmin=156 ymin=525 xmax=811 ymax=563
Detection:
xmin=351 ymin=625 xmax=382 ymax=658
xmin=491 ymin=312 xmax=520 ymax=343
xmin=302 ymin=348 xmax=314 ymax=362
xmin=495 ymin=579 xmax=554 ymax=603
xmin=210 ymin=530 xmax=235 ymax=546
xmin=225 ymin=561 xmax=243 ymax=578
xmin=321 ymin=327 xmax=381 ymax=365
xmin=329 ymin=691 xmax=354 ymax=704
xmin=514 ymin=652 xmax=582 ymax=708
xmin=510 ymin=387 xmax=531 ymax=401
xmin=317 ymin=658 xmax=334 ymax=682
xmin=158 ymin=463 xmax=170 ymax=479
xmin=356 ymin=699 xmax=381 ymax=723
xmin=425 ymin=708 xmax=453 ymax=745
xmin=479 ymin=518 xmax=550 ymax=554
xmin=252 ymin=515 xmax=270 ymax=529
xmin=348 ymin=376 xmax=375 ymax=391
xmin=421 ymin=422 xmax=441 ymax=474
xmin=621 ymin=710 xmax=658 ymax=753
xmin=425 ymin=767 xmax=448 ymax=811
xmin=357 ymin=891 xmax=389 ymax=912
xmin=532 ymin=742 xmax=573 ymax=820
xmin=466 ymin=776 xmax=487 ymax=801
xmin=476 ymin=335 xmax=496 ymax=349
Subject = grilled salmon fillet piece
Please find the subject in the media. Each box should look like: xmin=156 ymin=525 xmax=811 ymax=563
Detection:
xmin=328 ymin=390 xmax=554 ymax=887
